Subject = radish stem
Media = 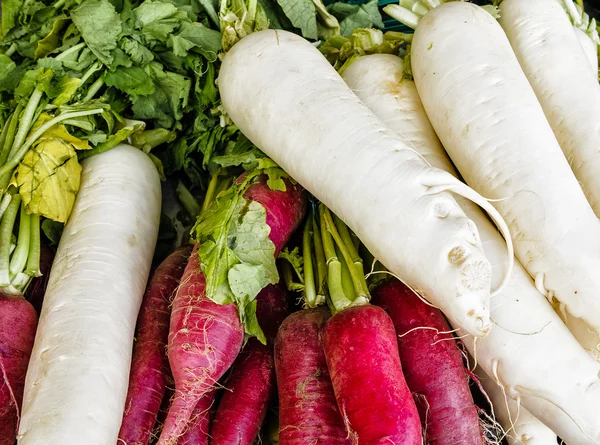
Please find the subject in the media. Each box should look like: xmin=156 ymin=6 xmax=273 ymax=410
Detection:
xmin=25 ymin=214 xmax=40 ymax=277
xmin=0 ymin=195 xmax=21 ymax=289
xmin=82 ymin=78 xmax=104 ymax=103
xmin=303 ymin=215 xmax=318 ymax=307
xmin=176 ymin=181 xmax=201 ymax=218
xmin=9 ymin=203 xmax=31 ymax=278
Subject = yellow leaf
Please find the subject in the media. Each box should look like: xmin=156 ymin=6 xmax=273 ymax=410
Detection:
xmin=16 ymin=139 xmax=82 ymax=222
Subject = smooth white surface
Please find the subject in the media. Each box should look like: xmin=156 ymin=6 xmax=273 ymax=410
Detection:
xmin=500 ymin=0 xmax=600 ymax=214
xmin=343 ymin=53 xmax=600 ymax=445
xmin=220 ymin=29 xmax=505 ymax=336
xmin=18 ymin=144 xmax=161 ymax=445
xmin=412 ymin=1 xmax=600 ymax=342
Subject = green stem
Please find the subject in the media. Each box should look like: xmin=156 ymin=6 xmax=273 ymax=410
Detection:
xmin=421 ymin=0 xmax=440 ymax=10
xmin=319 ymin=205 xmax=353 ymax=313
xmin=0 ymin=111 xmax=15 ymax=166
xmin=0 ymin=108 xmax=105 ymax=179
xmin=9 ymin=203 xmax=30 ymax=277
xmin=333 ymin=215 xmax=370 ymax=298
xmin=322 ymin=208 xmax=369 ymax=300
xmin=176 ymin=181 xmax=202 ymax=219
xmin=280 ymin=259 xmax=295 ymax=292
xmin=79 ymin=62 xmax=101 ymax=86
xmin=55 ymin=42 xmax=86 ymax=61
xmin=303 ymin=216 xmax=318 ymax=308
xmin=215 ymin=176 xmax=233 ymax=196
xmin=383 ymin=4 xmax=420 ymax=29
xmin=0 ymin=194 xmax=12 ymax=220
xmin=4 ymin=45 xmax=16 ymax=57
xmin=312 ymin=212 xmax=327 ymax=296
xmin=201 ymin=171 xmax=221 ymax=216
xmin=25 ymin=213 xmax=40 ymax=276
xmin=130 ymin=129 xmax=177 ymax=152
xmin=0 ymin=194 xmax=21 ymax=288
xmin=336 ymin=244 xmax=357 ymax=302
xmin=82 ymin=77 xmax=105 ymax=103
xmin=9 ymin=89 xmax=43 ymax=161
xmin=53 ymin=0 xmax=67 ymax=9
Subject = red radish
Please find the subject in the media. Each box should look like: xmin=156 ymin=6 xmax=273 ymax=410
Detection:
xmin=158 ymin=176 xmax=306 ymax=445
xmin=372 ymin=280 xmax=483 ymax=445
xmin=254 ymin=282 xmax=291 ymax=342
xmin=118 ymin=246 xmax=191 ymax=445
xmin=0 ymin=294 xmax=37 ymax=445
xmin=275 ymin=308 xmax=351 ymax=445
xmin=323 ymin=304 xmax=422 ymax=445
xmin=210 ymin=282 xmax=289 ymax=445
xmin=176 ymin=391 xmax=215 ymax=445
xmin=211 ymin=339 xmax=275 ymax=444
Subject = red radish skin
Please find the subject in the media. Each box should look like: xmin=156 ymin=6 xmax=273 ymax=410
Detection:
xmin=118 ymin=247 xmax=191 ymax=445
xmin=275 ymin=308 xmax=351 ymax=445
xmin=0 ymin=294 xmax=37 ymax=445
xmin=176 ymin=391 xmax=215 ymax=445
xmin=211 ymin=339 xmax=275 ymax=444
xmin=158 ymin=177 xmax=306 ymax=445
xmin=372 ymin=280 xmax=483 ymax=445
xmin=255 ymin=282 xmax=290 ymax=342
xmin=323 ymin=305 xmax=422 ymax=445
xmin=210 ymin=282 xmax=289 ymax=445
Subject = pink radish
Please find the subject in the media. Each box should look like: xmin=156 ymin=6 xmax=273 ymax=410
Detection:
xmin=373 ymin=279 xmax=483 ymax=445
xmin=323 ymin=305 xmax=422 ymax=445
xmin=0 ymin=294 xmax=37 ymax=445
xmin=118 ymin=246 xmax=191 ymax=445
xmin=157 ymin=176 xmax=306 ymax=444
xmin=275 ymin=308 xmax=351 ymax=445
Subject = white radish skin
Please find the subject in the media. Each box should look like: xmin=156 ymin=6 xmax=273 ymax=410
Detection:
xmin=476 ymin=369 xmax=557 ymax=445
xmin=412 ymin=2 xmax=600 ymax=336
xmin=18 ymin=144 xmax=161 ymax=445
xmin=218 ymin=29 xmax=513 ymax=337
xmin=342 ymin=53 xmax=600 ymax=445
xmin=574 ymin=27 xmax=599 ymax=72
xmin=499 ymin=0 xmax=600 ymax=214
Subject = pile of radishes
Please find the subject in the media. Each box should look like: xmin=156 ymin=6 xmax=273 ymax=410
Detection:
xmin=4 ymin=0 xmax=600 ymax=444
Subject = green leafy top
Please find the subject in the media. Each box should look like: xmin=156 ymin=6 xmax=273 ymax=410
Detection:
xmin=192 ymin=159 xmax=290 ymax=343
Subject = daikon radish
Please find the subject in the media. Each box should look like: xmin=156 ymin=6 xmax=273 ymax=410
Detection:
xmin=18 ymin=144 xmax=161 ymax=445
xmin=499 ymin=0 xmax=600 ymax=213
xmin=218 ymin=29 xmax=515 ymax=337
xmin=341 ymin=52 xmax=600 ymax=444
xmin=399 ymin=1 xmax=600 ymax=337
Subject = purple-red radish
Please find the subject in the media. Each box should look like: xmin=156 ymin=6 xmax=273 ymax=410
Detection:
xmin=255 ymin=282 xmax=291 ymax=342
xmin=176 ymin=391 xmax=215 ymax=445
xmin=118 ymin=246 xmax=191 ymax=445
xmin=0 ymin=293 xmax=37 ymax=445
xmin=211 ymin=339 xmax=275 ymax=445
xmin=323 ymin=304 xmax=422 ymax=445
xmin=372 ymin=279 xmax=483 ymax=445
xmin=210 ymin=282 xmax=290 ymax=445
xmin=275 ymin=308 xmax=351 ymax=445
xmin=157 ymin=176 xmax=306 ymax=445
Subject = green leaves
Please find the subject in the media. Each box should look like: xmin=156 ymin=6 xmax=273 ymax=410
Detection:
xmin=328 ymin=0 xmax=383 ymax=36
xmin=170 ymin=22 xmax=221 ymax=60
xmin=104 ymin=66 xmax=155 ymax=96
xmin=193 ymin=166 xmax=291 ymax=343
xmin=71 ymin=0 xmax=123 ymax=65
xmin=14 ymin=115 xmax=90 ymax=222
xmin=275 ymin=0 xmax=319 ymax=39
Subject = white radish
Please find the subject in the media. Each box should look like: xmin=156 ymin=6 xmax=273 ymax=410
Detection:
xmin=341 ymin=52 xmax=600 ymax=445
xmin=218 ymin=29 xmax=515 ymax=337
xmin=476 ymin=369 xmax=558 ymax=445
xmin=17 ymin=144 xmax=161 ymax=445
xmin=408 ymin=1 xmax=600 ymax=337
xmin=574 ymin=27 xmax=598 ymax=71
xmin=498 ymin=0 xmax=600 ymax=213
